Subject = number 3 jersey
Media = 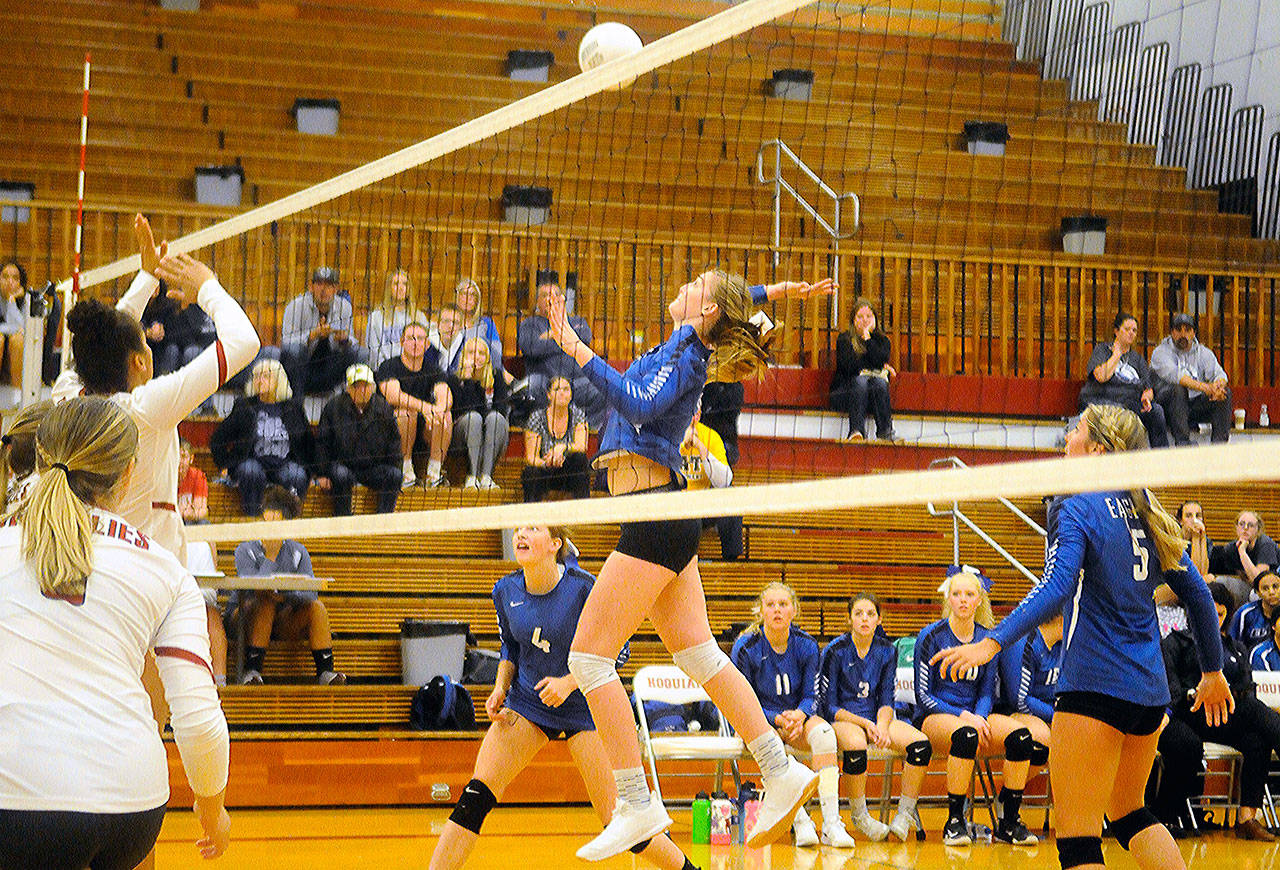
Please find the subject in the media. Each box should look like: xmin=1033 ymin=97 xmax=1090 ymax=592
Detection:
xmin=493 ymin=565 xmax=627 ymax=733
xmin=990 ymin=490 xmax=1222 ymax=708
xmin=818 ymin=632 xmax=897 ymax=721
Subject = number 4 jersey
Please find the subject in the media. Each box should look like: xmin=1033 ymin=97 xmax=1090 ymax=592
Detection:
xmin=493 ymin=565 xmax=627 ymax=734
xmin=990 ymin=490 xmax=1222 ymax=708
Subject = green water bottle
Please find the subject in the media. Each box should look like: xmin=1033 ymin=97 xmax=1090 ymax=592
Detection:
xmin=690 ymin=792 xmax=711 ymax=844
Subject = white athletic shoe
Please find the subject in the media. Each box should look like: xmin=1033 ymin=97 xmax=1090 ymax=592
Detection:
xmin=747 ymin=758 xmax=819 ymax=848
xmin=887 ymin=810 xmax=916 ymax=842
xmin=464 ymin=475 xmax=479 ymax=489
xmin=576 ymin=795 xmax=672 ymax=861
xmin=401 ymin=459 xmax=417 ymax=488
xmin=793 ymin=810 xmax=819 ymax=848
xmin=851 ymin=813 xmax=890 ymax=842
xmin=479 ymin=476 xmax=501 ymax=490
xmin=819 ymin=821 xmax=856 ymax=848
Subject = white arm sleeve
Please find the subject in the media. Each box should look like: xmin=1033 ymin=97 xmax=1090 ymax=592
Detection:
xmin=703 ymin=451 xmax=733 ymax=489
xmin=130 ymin=277 xmax=260 ymax=430
xmin=117 ymin=270 xmax=159 ymax=321
xmin=154 ymin=574 xmax=230 ymax=798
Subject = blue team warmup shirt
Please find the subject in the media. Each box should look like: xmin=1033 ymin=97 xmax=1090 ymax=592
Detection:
xmin=997 ymin=630 xmax=1061 ymax=722
xmin=731 ymin=626 xmax=822 ymax=723
xmin=819 ymin=632 xmax=897 ymax=721
xmin=1229 ymin=601 xmax=1275 ymax=648
xmin=990 ymin=490 xmax=1223 ymax=708
xmin=493 ymin=564 xmax=627 ymax=734
xmin=1250 ymin=639 xmax=1280 ymax=671
xmin=914 ymin=619 xmax=998 ymax=722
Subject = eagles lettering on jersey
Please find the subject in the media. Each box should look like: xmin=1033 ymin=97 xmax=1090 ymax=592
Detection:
xmin=818 ymin=632 xmax=896 ymax=721
xmin=990 ymin=490 xmax=1223 ymax=709
xmin=730 ymin=625 xmax=821 ymax=722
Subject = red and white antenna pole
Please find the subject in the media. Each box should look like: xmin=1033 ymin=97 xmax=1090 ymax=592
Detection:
xmin=72 ymin=52 xmax=90 ymax=297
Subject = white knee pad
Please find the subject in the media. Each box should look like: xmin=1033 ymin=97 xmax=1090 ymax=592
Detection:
xmin=807 ymin=720 xmax=837 ymax=756
xmin=672 ymin=640 xmax=731 ymax=685
xmin=566 ymin=651 xmax=619 ymax=694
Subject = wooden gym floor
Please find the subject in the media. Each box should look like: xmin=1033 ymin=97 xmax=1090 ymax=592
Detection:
xmin=153 ymin=806 xmax=1280 ymax=869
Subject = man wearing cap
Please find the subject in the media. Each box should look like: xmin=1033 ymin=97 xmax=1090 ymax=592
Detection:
xmin=1150 ymin=313 xmax=1231 ymax=445
xmin=517 ymin=270 xmax=606 ymax=427
xmin=281 ymin=266 xmax=364 ymax=395
xmin=314 ymin=363 xmax=403 ymax=515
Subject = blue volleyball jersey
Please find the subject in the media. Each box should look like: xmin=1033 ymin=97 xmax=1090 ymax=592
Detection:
xmin=731 ymin=626 xmax=821 ymax=722
xmin=997 ymin=630 xmax=1061 ymax=722
xmin=493 ymin=565 xmax=627 ymax=733
xmin=585 ymin=324 xmax=711 ymax=477
xmin=1229 ymin=601 xmax=1274 ymax=648
xmin=914 ymin=619 xmax=998 ymax=720
xmin=990 ymin=491 xmax=1223 ymax=708
xmin=818 ymin=632 xmax=896 ymax=721
xmin=1250 ymin=640 xmax=1280 ymax=671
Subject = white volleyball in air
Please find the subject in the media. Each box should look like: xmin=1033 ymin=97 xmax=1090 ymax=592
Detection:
xmin=578 ymin=21 xmax=643 ymax=84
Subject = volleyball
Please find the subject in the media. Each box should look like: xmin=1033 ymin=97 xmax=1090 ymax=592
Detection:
xmin=578 ymin=22 xmax=643 ymax=74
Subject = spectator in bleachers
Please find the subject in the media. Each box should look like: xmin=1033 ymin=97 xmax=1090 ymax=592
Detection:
xmin=1150 ymin=313 xmax=1230 ymax=446
xmin=1228 ymin=570 xmax=1280 ymax=648
xmin=233 ymin=485 xmax=345 ymax=686
xmin=177 ymin=438 xmax=209 ymax=524
xmin=731 ymin=583 xmax=857 ymax=848
xmin=281 ymin=266 xmax=363 ymax=395
xmin=450 ymin=278 xmax=513 ymax=385
xmin=432 ymin=302 xmax=465 ymax=371
xmin=1078 ymin=312 xmax=1169 ymax=447
xmin=364 ymin=268 xmax=427 ymax=370
xmin=521 ymin=376 xmax=591 ymax=502
xmin=1163 ymin=581 xmax=1280 ymax=841
xmin=679 ymin=402 xmax=742 ymax=560
xmin=451 ymin=338 xmax=510 ymax=490
xmin=210 ymin=359 xmax=313 ymax=516
xmin=0 ymin=259 xmax=27 ymax=398
xmin=1155 ymin=501 xmax=1215 ymax=637
xmin=829 ymin=297 xmax=895 ymax=441
xmin=1248 ymin=609 xmax=1280 ymax=670
xmin=378 ymin=321 xmax=453 ymax=488
xmin=314 ymin=363 xmax=402 ymax=515
xmin=518 ymin=272 xmax=606 ymax=428
xmin=1209 ymin=510 xmax=1277 ymax=606
xmin=142 ymin=289 xmax=216 ymax=376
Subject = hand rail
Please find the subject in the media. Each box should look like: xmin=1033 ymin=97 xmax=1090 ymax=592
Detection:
xmin=925 ymin=455 xmax=1047 ymax=584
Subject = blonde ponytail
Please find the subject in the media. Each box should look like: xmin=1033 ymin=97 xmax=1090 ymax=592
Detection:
xmin=1080 ymin=403 xmax=1187 ymax=573
xmin=22 ymin=398 xmax=138 ymax=597
xmin=706 ymin=270 xmax=772 ymax=383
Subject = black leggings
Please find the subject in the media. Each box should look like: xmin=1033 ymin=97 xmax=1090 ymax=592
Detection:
xmin=1178 ymin=694 xmax=1280 ymax=809
xmin=0 ymin=805 xmax=166 ymax=870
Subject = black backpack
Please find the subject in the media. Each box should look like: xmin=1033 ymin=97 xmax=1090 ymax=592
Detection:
xmin=411 ymin=675 xmax=477 ymax=730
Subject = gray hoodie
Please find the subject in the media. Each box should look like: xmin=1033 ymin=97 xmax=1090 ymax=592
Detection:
xmin=1150 ymin=336 xmax=1227 ymax=399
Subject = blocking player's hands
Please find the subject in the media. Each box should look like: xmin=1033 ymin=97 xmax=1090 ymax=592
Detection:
xmin=1191 ymin=670 xmax=1234 ymax=728
xmin=193 ymin=794 xmax=230 ymax=859
xmin=134 ymin=213 xmax=168 ymax=276
xmin=536 ymin=674 xmax=577 ymax=708
xmin=155 ymin=253 xmax=216 ymax=307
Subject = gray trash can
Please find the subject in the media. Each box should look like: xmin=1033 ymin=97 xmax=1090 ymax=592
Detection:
xmin=401 ymin=619 xmax=468 ymax=685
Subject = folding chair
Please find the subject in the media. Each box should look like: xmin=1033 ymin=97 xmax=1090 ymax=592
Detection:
xmin=632 ymin=665 xmax=749 ymax=803
xmin=1186 ymin=742 xmax=1243 ymax=831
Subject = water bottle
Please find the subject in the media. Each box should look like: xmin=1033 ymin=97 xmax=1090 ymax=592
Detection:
xmin=690 ymin=792 xmax=711 ymax=845
xmin=737 ymin=781 xmax=761 ymax=844
xmin=1262 ymin=404 xmax=1270 ymax=427
xmin=709 ymin=791 xmax=733 ymax=845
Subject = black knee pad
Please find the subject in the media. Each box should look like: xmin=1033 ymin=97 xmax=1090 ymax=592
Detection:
xmin=1003 ymin=727 xmax=1034 ymax=762
xmin=1109 ymin=807 xmax=1160 ymax=850
xmin=949 ymin=726 xmax=979 ymax=760
xmin=629 ymin=839 xmax=653 ymax=855
xmin=448 ymin=779 xmax=497 ymax=834
xmin=1057 ymin=836 xmax=1103 ymax=869
xmin=842 ymin=749 xmax=868 ymax=775
xmin=1030 ymin=740 xmax=1049 ymax=767
xmin=905 ymin=739 xmax=932 ymax=766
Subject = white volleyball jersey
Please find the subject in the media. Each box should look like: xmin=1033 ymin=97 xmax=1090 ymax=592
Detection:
xmin=0 ymin=509 xmax=218 ymax=812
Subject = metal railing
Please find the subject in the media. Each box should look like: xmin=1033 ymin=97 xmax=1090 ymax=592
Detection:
xmin=755 ymin=139 xmax=860 ymax=320
xmin=925 ymin=456 xmax=1047 ymax=583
